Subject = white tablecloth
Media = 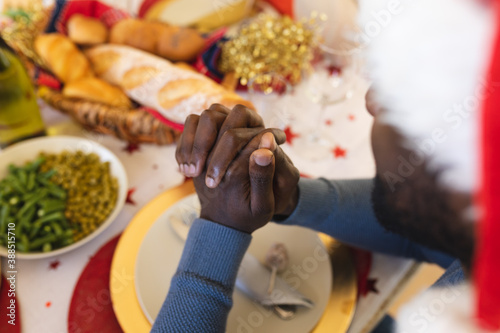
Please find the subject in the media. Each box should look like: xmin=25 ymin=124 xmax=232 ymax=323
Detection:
xmin=1 ymin=76 xmax=417 ymax=333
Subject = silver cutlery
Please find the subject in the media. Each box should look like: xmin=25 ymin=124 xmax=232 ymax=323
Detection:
xmin=169 ymin=213 xmax=314 ymax=320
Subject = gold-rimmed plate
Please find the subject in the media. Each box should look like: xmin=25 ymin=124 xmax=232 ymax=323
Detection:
xmin=110 ymin=181 xmax=357 ymax=332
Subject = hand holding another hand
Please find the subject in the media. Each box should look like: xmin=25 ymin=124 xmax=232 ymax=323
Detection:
xmin=176 ymin=104 xmax=300 ymax=233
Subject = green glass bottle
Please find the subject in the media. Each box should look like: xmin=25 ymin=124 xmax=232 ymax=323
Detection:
xmin=0 ymin=41 xmax=45 ymax=148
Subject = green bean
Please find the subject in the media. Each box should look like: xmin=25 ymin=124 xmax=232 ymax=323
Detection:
xmin=50 ymin=221 xmax=63 ymax=237
xmin=5 ymin=174 xmax=25 ymax=194
xmin=29 ymin=223 xmax=41 ymax=239
xmin=26 ymin=171 xmax=36 ymax=191
xmin=60 ymin=237 xmax=74 ymax=247
xmin=16 ymin=189 xmax=47 ymax=218
xmin=39 ymin=199 xmax=65 ymax=215
xmin=30 ymin=234 xmax=57 ymax=249
xmin=17 ymin=205 xmax=35 ymax=233
xmin=26 ymin=157 xmax=45 ymax=172
xmin=42 ymin=243 xmax=52 ymax=252
xmin=2 ymin=184 xmax=13 ymax=196
xmin=17 ymin=169 xmax=27 ymax=186
xmin=34 ymin=211 xmax=65 ymax=225
xmin=16 ymin=242 xmax=27 ymax=252
xmin=8 ymin=164 xmax=17 ymax=174
xmin=46 ymin=185 xmax=66 ymax=200
xmin=39 ymin=169 xmax=56 ymax=180
xmin=20 ymin=234 xmax=29 ymax=252
xmin=0 ymin=204 xmax=9 ymax=233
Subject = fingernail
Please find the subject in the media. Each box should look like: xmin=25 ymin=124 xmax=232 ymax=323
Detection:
xmin=188 ymin=164 xmax=196 ymax=176
xmin=253 ymin=150 xmax=273 ymax=166
xmin=259 ymin=133 xmax=277 ymax=151
xmin=194 ymin=161 xmax=202 ymax=176
xmin=206 ymin=176 xmax=216 ymax=188
xmin=180 ymin=164 xmax=187 ymax=175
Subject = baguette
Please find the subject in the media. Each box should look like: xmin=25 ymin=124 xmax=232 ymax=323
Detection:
xmin=67 ymin=14 xmax=108 ymax=45
xmin=85 ymin=44 xmax=254 ymax=123
xmin=62 ymin=77 xmax=132 ymax=109
xmin=109 ymin=18 xmax=205 ymax=61
xmin=34 ymin=33 xmax=93 ymax=83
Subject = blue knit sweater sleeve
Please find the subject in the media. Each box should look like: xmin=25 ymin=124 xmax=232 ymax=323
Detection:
xmin=279 ymin=178 xmax=455 ymax=268
xmin=152 ymin=177 xmax=456 ymax=332
xmin=151 ymin=219 xmax=251 ymax=333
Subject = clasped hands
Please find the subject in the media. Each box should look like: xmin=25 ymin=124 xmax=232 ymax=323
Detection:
xmin=175 ymin=104 xmax=300 ymax=234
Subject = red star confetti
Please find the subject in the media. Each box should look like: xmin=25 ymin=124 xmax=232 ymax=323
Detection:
xmin=123 ymin=142 xmax=140 ymax=154
xmin=348 ymin=114 xmax=356 ymax=121
xmin=125 ymin=188 xmax=137 ymax=205
xmin=327 ymin=65 xmax=342 ymax=76
xmin=49 ymin=260 xmax=60 ymax=270
xmin=284 ymin=126 xmax=300 ymax=145
xmin=332 ymin=146 xmax=347 ymax=158
xmin=45 ymin=301 xmax=52 ymax=308
xmin=366 ymin=278 xmax=379 ymax=294
xmin=325 ymin=119 xmax=333 ymax=126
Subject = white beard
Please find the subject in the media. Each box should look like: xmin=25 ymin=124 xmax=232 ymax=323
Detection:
xmin=358 ymin=0 xmax=494 ymax=193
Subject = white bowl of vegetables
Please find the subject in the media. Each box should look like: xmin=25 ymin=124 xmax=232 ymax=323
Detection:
xmin=0 ymin=136 xmax=127 ymax=259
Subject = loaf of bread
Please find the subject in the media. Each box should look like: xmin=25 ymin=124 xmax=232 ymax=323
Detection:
xmin=62 ymin=77 xmax=132 ymax=108
xmin=85 ymin=44 xmax=254 ymax=123
xmin=34 ymin=33 xmax=93 ymax=83
xmin=109 ymin=19 xmax=205 ymax=61
xmin=67 ymin=14 xmax=108 ymax=45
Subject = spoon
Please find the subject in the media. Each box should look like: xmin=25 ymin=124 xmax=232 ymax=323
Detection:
xmin=169 ymin=216 xmax=298 ymax=320
xmin=265 ymin=243 xmax=289 ymax=294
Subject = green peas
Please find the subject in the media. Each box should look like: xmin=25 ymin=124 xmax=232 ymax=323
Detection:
xmin=40 ymin=151 xmax=118 ymax=241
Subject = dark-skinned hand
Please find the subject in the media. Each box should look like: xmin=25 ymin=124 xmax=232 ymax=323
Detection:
xmin=175 ymin=104 xmax=300 ymax=231
xmin=192 ymin=134 xmax=277 ymax=233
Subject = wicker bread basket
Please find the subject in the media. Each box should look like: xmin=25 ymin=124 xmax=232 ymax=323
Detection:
xmin=1 ymin=2 xmax=185 ymax=145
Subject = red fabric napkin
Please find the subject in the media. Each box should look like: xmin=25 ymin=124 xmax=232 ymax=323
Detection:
xmin=55 ymin=0 xmax=129 ymax=33
xmin=67 ymin=234 xmax=123 ymax=333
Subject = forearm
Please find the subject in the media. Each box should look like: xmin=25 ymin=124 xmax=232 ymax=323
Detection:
xmin=277 ymin=178 xmax=454 ymax=267
xmin=151 ymin=219 xmax=251 ymax=333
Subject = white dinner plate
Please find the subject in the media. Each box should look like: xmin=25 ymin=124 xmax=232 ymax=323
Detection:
xmin=135 ymin=194 xmax=333 ymax=333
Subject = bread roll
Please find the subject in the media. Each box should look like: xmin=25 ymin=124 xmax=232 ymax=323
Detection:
xmin=62 ymin=77 xmax=132 ymax=109
xmin=67 ymin=14 xmax=108 ymax=45
xmin=109 ymin=19 xmax=205 ymax=61
xmin=34 ymin=33 xmax=93 ymax=83
xmin=85 ymin=45 xmax=254 ymax=123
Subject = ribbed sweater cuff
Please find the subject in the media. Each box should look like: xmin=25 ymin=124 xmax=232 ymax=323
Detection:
xmin=278 ymin=178 xmax=335 ymax=227
xmin=177 ymin=218 xmax=252 ymax=285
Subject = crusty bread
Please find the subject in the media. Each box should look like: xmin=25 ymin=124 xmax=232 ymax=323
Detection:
xmin=62 ymin=77 xmax=132 ymax=109
xmin=85 ymin=44 xmax=254 ymax=123
xmin=67 ymin=14 xmax=108 ymax=45
xmin=109 ymin=18 xmax=205 ymax=61
xmin=34 ymin=33 xmax=93 ymax=83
